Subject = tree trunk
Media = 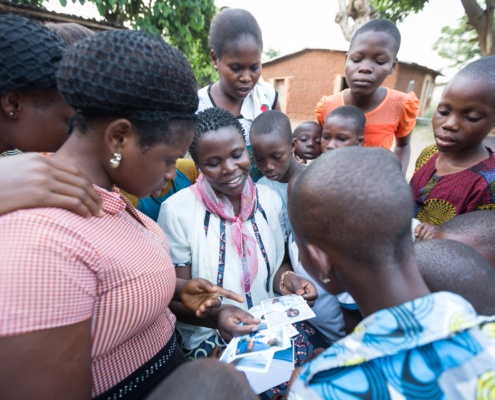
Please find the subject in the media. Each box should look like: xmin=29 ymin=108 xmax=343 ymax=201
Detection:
xmin=335 ymin=0 xmax=377 ymax=42
xmin=461 ymin=0 xmax=495 ymax=56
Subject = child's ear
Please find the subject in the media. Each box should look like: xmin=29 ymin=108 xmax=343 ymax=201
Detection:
xmin=307 ymin=243 xmax=333 ymax=287
xmin=290 ymin=138 xmax=297 ymax=153
xmin=389 ymin=57 xmax=398 ymax=76
xmin=210 ymin=50 xmax=218 ymax=69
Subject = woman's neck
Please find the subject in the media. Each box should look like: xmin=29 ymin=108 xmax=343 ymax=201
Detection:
xmin=210 ymin=82 xmax=243 ymax=116
xmin=280 ymin=158 xmax=305 ymax=183
xmin=212 ymin=186 xmax=242 ymax=216
xmin=53 ymin=131 xmax=113 ymax=191
xmin=226 ymin=193 xmax=242 ymax=216
xmin=347 ymin=261 xmax=431 ymax=318
xmin=346 ymin=86 xmax=386 ymax=114
xmin=436 ymin=143 xmax=489 ymax=175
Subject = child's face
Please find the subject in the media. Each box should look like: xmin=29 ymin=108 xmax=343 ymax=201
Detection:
xmin=321 ymin=116 xmax=363 ymax=153
xmin=250 ymin=132 xmax=293 ymax=183
xmin=433 ymin=76 xmax=495 ymax=152
xmin=293 ymin=126 xmax=322 ymax=161
xmin=345 ymin=31 xmax=397 ymax=96
xmin=212 ymin=35 xmax=262 ymax=101
xmin=194 ymin=126 xmax=250 ymax=201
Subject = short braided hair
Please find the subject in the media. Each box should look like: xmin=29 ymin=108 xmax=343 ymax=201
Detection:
xmin=0 ymin=14 xmax=67 ymax=94
xmin=190 ymin=108 xmax=245 ymax=162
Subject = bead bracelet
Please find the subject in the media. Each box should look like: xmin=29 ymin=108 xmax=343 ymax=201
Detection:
xmin=279 ymin=270 xmax=296 ymax=294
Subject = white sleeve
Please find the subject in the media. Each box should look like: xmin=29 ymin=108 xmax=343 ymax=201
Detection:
xmin=157 ymin=193 xmax=192 ymax=266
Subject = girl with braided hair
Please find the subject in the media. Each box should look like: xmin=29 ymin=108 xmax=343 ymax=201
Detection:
xmin=158 ymin=107 xmax=322 ymax=398
xmin=0 ymin=29 xmax=258 ymax=399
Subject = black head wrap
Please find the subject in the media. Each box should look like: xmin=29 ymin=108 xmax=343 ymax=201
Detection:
xmin=0 ymin=14 xmax=67 ymax=93
xmin=57 ymin=29 xmax=199 ymax=122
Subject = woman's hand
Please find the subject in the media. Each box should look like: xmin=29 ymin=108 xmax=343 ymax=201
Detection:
xmin=0 ymin=153 xmax=102 ymax=217
xmin=215 ymin=305 xmax=261 ymax=342
xmin=178 ymin=278 xmax=245 ymax=318
xmin=282 ymin=273 xmax=318 ymax=306
xmin=414 ymin=222 xmax=438 ymax=241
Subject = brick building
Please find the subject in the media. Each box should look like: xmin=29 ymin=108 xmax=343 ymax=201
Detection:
xmin=262 ymin=48 xmax=441 ymax=122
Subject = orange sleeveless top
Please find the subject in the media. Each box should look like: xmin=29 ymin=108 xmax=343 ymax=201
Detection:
xmin=315 ymin=88 xmax=419 ymax=150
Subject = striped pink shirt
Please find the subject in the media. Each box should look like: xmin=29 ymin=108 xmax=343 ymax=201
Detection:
xmin=0 ymin=186 xmax=176 ymax=397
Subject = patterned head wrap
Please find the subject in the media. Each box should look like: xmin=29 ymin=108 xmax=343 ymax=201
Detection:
xmin=56 ymin=29 xmax=198 ymax=122
xmin=0 ymin=14 xmax=67 ymax=93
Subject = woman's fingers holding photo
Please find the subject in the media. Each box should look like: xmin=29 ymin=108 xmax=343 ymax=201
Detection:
xmin=285 ymin=274 xmax=318 ymax=306
xmin=216 ymin=305 xmax=261 ymax=342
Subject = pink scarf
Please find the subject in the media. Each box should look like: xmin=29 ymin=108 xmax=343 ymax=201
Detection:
xmin=191 ymin=174 xmax=258 ymax=293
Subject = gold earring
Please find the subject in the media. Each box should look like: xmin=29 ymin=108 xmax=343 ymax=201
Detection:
xmin=214 ymin=65 xmax=218 ymax=71
xmin=319 ymin=272 xmax=330 ymax=284
xmin=109 ymin=152 xmax=122 ymax=168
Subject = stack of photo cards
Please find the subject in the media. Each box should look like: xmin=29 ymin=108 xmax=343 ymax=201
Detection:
xmin=261 ymin=294 xmax=316 ymax=329
xmin=219 ymin=294 xmax=315 ymax=394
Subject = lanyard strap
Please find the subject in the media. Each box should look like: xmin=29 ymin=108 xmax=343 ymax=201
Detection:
xmin=202 ymin=195 xmax=271 ymax=308
xmin=204 ymin=211 xmax=253 ymax=307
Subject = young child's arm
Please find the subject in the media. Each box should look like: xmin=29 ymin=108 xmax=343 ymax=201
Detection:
xmin=414 ymin=222 xmax=438 ymax=241
xmin=395 ymin=91 xmax=420 ymax=173
xmin=394 ymin=134 xmax=411 ymax=173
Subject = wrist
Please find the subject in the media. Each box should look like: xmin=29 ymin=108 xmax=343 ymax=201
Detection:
xmin=279 ymin=271 xmax=296 ymax=294
xmin=174 ymin=278 xmax=187 ymax=302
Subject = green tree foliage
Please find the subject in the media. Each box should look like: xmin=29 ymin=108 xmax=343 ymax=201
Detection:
xmin=335 ymin=0 xmax=429 ymax=41
xmin=340 ymin=0 xmax=493 ymax=65
xmin=91 ymin=0 xmax=218 ymax=87
xmin=11 ymin=0 xmax=218 ymax=87
xmin=12 ymin=0 xmax=44 ymax=6
xmin=371 ymin=0 xmax=495 ymax=57
xmin=263 ymin=48 xmax=280 ymax=62
xmin=371 ymin=0 xmax=429 ymax=23
xmin=433 ymin=16 xmax=481 ymax=67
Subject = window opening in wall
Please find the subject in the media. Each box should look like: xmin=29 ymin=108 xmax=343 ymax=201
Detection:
xmin=407 ymin=80 xmax=415 ymax=93
xmin=274 ymin=78 xmax=286 ymax=112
